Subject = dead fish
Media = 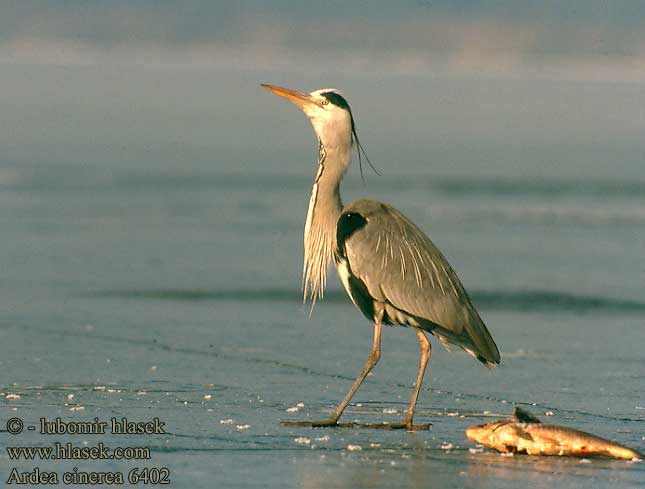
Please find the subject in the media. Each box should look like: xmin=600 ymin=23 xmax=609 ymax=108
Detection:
xmin=466 ymin=407 xmax=642 ymax=460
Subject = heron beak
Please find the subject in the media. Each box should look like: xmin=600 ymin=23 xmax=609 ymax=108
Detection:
xmin=261 ymin=84 xmax=318 ymax=110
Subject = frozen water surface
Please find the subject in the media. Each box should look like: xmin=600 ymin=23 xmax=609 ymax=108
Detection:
xmin=1 ymin=65 xmax=644 ymax=488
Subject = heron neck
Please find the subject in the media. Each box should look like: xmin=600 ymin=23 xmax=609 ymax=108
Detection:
xmin=302 ymin=140 xmax=348 ymax=305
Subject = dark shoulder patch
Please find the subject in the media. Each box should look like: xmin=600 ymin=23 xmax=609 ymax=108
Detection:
xmin=336 ymin=212 xmax=367 ymax=258
xmin=322 ymin=92 xmax=351 ymax=110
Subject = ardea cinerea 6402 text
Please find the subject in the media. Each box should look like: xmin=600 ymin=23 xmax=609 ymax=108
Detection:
xmin=262 ymin=84 xmax=500 ymax=430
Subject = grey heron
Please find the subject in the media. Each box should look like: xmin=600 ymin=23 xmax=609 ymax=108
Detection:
xmin=262 ymin=84 xmax=500 ymax=430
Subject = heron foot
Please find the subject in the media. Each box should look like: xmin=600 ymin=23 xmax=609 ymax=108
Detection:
xmin=281 ymin=419 xmax=353 ymax=428
xmin=365 ymin=421 xmax=431 ymax=431
xmin=281 ymin=419 xmax=431 ymax=430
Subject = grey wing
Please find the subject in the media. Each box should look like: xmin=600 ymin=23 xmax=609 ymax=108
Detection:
xmin=337 ymin=199 xmax=500 ymax=365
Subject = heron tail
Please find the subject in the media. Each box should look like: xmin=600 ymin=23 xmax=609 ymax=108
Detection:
xmin=464 ymin=308 xmax=501 ymax=366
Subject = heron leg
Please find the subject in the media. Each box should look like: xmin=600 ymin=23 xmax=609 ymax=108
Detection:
xmin=349 ymin=328 xmax=432 ymax=431
xmin=281 ymin=315 xmax=382 ymax=428
xmin=404 ymin=328 xmax=432 ymax=430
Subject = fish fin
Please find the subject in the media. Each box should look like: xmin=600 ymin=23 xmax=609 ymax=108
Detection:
xmin=513 ymin=407 xmax=541 ymax=424
xmin=513 ymin=425 xmax=535 ymax=442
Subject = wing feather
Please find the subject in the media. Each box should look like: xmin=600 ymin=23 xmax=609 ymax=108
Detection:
xmin=340 ymin=199 xmax=500 ymax=365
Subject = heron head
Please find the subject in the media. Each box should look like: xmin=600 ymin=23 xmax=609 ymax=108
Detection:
xmin=262 ymin=84 xmax=378 ymax=179
xmin=261 ymin=84 xmax=354 ymax=151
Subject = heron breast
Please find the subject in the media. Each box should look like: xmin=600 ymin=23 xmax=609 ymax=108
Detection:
xmin=335 ymin=257 xmax=377 ymax=322
xmin=336 ymin=258 xmax=354 ymax=303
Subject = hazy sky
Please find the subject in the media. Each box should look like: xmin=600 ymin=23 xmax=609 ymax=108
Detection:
xmin=3 ymin=1 xmax=645 ymax=178
xmin=3 ymin=1 xmax=645 ymax=68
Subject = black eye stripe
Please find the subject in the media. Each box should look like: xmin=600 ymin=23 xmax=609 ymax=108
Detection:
xmin=322 ymin=92 xmax=350 ymax=110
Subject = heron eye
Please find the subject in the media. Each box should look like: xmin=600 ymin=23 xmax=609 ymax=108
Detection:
xmin=321 ymin=99 xmax=330 ymax=106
